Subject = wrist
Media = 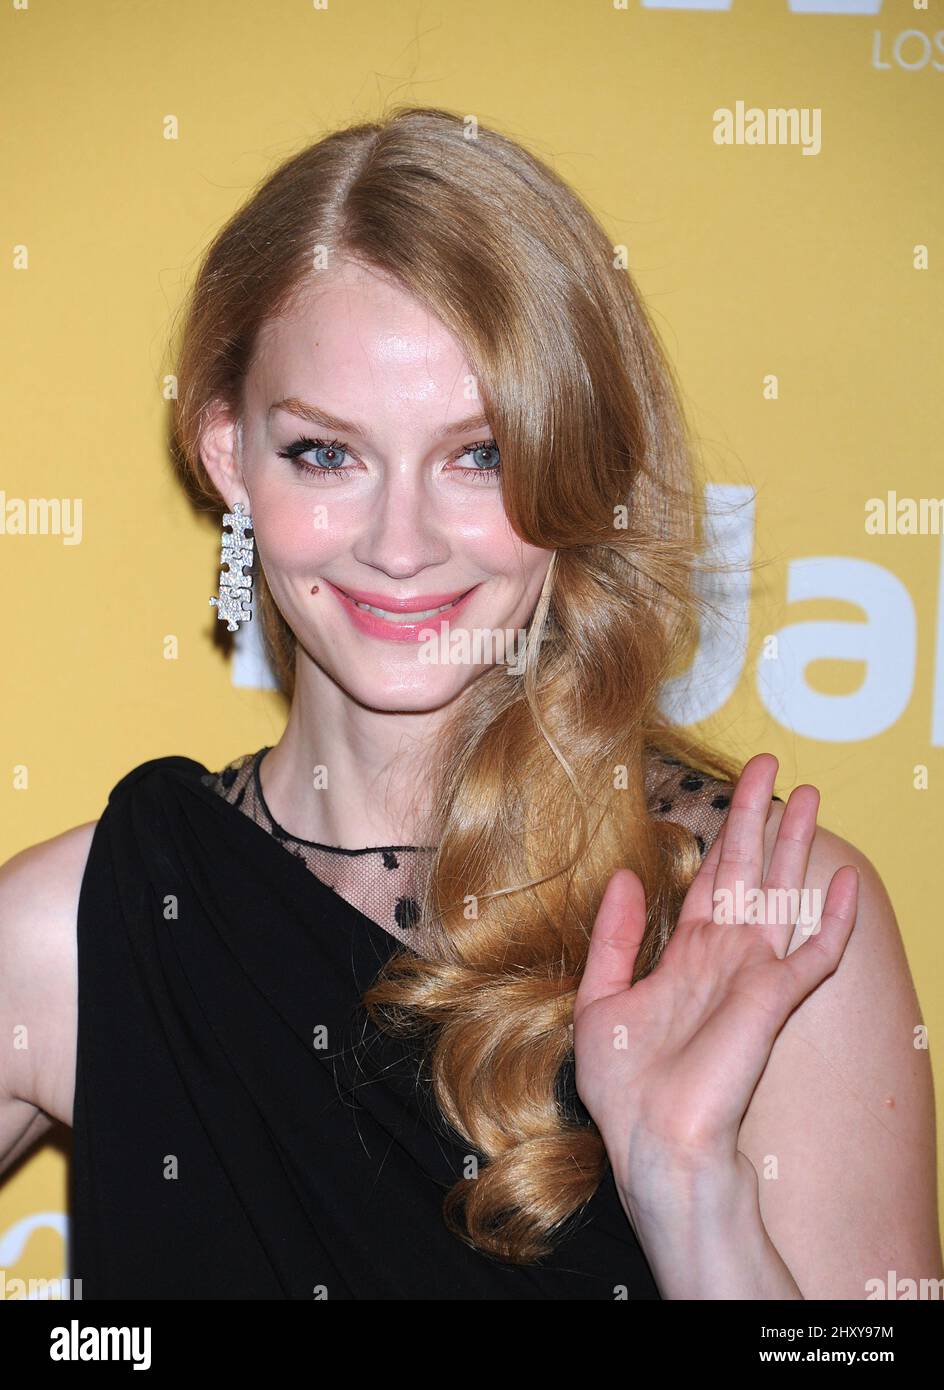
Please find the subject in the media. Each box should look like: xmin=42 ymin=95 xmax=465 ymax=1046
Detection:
xmin=615 ymin=1151 xmax=802 ymax=1300
xmin=609 ymin=1117 xmax=753 ymax=1217
xmin=617 ymin=1146 xmax=757 ymax=1235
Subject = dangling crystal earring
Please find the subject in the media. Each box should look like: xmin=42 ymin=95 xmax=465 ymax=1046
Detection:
xmin=209 ymin=500 xmax=255 ymax=632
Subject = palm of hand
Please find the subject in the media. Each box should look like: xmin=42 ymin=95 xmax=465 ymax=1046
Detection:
xmin=572 ymin=753 xmax=859 ymax=1192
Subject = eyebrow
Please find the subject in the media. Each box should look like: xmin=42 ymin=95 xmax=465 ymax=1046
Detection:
xmin=268 ymin=397 xmax=491 ymax=441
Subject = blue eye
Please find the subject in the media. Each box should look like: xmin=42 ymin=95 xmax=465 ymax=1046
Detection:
xmin=306 ymin=441 xmax=347 ymax=468
xmin=276 ymin=436 xmax=354 ymax=482
xmin=460 ymin=442 xmax=501 ymax=472
xmin=456 ymin=439 xmax=501 ymax=480
xmin=278 ymin=436 xmax=347 ymax=467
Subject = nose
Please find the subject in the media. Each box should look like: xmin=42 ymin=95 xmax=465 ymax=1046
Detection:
xmin=351 ymin=467 xmax=451 ymax=579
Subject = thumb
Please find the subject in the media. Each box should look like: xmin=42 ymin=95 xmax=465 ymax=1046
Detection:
xmin=575 ymin=868 xmax=648 ymax=1018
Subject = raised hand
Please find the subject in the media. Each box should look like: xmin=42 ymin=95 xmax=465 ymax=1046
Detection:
xmin=572 ymin=753 xmax=860 ymax=1211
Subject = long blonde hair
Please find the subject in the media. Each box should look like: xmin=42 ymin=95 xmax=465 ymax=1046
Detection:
xmin=173 ymin=104 xmax=745 ymax=1264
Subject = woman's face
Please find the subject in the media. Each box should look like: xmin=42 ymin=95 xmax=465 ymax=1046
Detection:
xmin=205 ymin=260 xmax=554 ymax=712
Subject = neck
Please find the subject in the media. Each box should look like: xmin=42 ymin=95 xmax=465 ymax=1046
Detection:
xmin=259 ymin=646 xmax=452 ymax=850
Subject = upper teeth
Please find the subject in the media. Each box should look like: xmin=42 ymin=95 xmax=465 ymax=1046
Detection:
xmin=353 ymin=598 xmax=459 ymax=621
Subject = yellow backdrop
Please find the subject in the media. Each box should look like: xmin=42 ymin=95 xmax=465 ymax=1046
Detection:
xmin=1 ymin=0 xmax=941 ymax=1296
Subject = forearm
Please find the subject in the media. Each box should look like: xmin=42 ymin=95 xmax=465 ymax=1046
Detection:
xmin=617 ymin=1151 xmax=804 ymax=1300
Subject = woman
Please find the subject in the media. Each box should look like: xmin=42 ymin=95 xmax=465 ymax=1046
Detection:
xmin=1 ymin=106 xmax=940 ymax=1301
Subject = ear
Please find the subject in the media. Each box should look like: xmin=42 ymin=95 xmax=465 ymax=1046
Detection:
xmin=200 ymin=399 xmax=248 ymax=510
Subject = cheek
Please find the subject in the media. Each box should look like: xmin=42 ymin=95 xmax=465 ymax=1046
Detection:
xmin=520 ymin=540 xmax=554 ymax=579
xmin=252 ymin=489 xmax=355 ymax=571
xmin=456 ymin=511 xmax=548 ymax=575
xmin=489 ymin=534 xmax=554 ymax=592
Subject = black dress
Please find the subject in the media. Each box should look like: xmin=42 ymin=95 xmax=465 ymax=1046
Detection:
xmin=68 ymin=747 xmax=756 ymax=1300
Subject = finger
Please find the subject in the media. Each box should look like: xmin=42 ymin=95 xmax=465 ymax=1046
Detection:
xmin=760 ymin=783 xmax=820 ymax=958
xmin=676 ymin=811 xmax=726 ymax=929
xmin=780 ymin=864 xmax=859 ymax=1004
xmin=574 ymin=868 xmax=648 ymax=1018
xmin=711 ymin=753 xmax=779 ymax=925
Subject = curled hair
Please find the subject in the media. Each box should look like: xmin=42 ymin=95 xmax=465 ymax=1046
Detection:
xmin=173 ymin=105 xmax=748 ymax=1264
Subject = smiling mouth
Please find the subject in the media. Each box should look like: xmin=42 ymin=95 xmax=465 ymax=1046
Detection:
xmin=350 ymin=597 xmax=466 ymax=622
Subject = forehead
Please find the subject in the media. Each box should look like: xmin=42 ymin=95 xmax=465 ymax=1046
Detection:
xmin=248 ymin=261 xmax=470 ymax=403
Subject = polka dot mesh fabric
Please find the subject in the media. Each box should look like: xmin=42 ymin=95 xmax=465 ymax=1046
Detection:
xmin=201 ymin=748 xmax=433 ymax=950
xmin=200 ymin=746 xmax=765 ymax=950
xmin=643 ymin=754 xmax=736 ymax=860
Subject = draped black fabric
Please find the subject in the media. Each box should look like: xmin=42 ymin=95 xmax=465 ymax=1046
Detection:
xmin=68 ymin=755 xmax=663 ymax=1300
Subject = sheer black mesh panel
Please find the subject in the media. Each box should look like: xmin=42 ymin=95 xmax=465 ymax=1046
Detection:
xmin=201 ymin=746 xmax=754 ymax=950
xmin=200 ymin=749 xmax=432 ymax=949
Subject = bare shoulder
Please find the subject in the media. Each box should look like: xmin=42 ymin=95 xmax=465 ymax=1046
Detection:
xmin=739 ymin=804 xmax=943 ymax=1296
xmin=0 ymin=819 xmax=98 ymax=1130
xmin=758 ymin=807 xmax=925 ymax=1075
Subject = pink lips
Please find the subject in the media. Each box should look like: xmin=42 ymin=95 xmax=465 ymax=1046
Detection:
xmin=324 ymin=580 xmax=480 ymax=642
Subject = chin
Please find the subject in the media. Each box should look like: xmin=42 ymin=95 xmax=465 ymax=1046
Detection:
xmin=341 ymin=668 xmax=482 ymax=715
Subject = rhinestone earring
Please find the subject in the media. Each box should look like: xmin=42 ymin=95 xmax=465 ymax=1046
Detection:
xmin=209 ymin=500 xmax=255 ymax=632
